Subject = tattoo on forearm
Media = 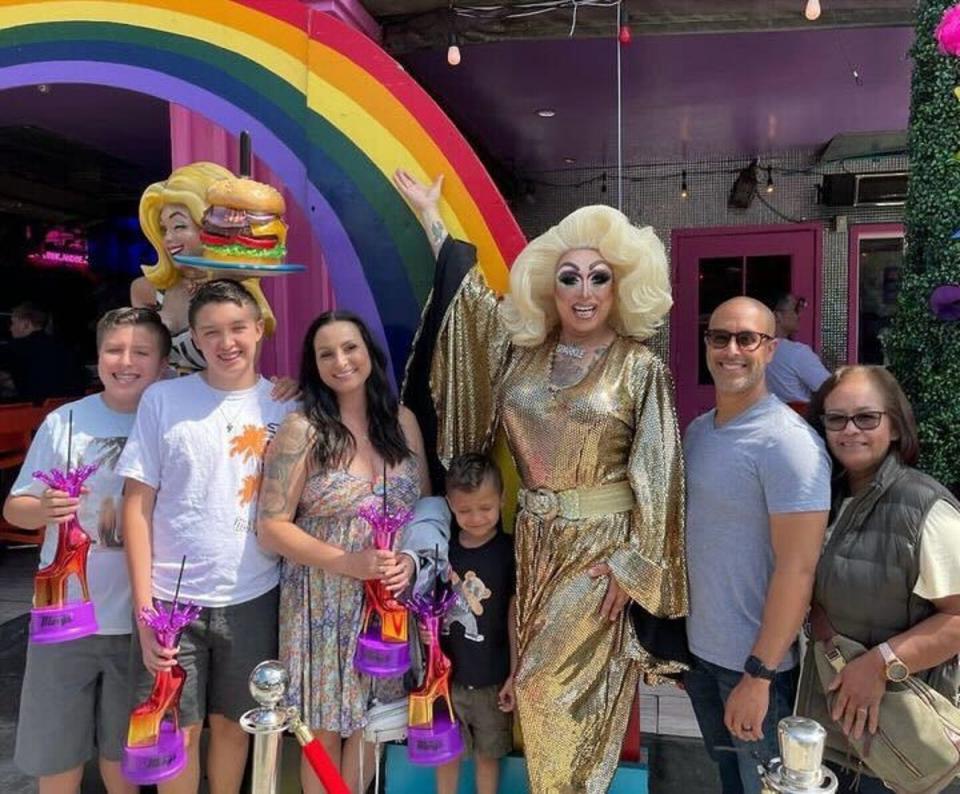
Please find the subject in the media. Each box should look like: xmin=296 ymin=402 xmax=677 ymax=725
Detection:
xmin=429 ymin=219 xmax=446 ymax=247
xmin=259 ymin=420 xmax=311 ymax=520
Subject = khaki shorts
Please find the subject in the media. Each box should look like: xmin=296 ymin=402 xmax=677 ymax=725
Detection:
xmin=451 ymin=682 xmax=514 ymax=759
xmin=16 ymin=633 xmax=132 ymax=776
xmin=131 ymin=587 xmax=279 ymax=726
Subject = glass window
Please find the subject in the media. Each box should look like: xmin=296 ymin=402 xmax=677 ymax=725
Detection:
xmin=857 ymin=236 xmax=903 ymax=364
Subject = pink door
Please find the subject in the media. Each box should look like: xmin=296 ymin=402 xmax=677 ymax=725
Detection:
xmin=671 ymin=224 xmax=822 ymax=427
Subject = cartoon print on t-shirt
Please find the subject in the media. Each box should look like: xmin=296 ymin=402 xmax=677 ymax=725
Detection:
xmin=445 ymin=570 xmax=491 ymax=642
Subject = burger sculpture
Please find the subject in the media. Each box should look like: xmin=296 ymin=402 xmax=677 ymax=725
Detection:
xmin=173 ymin=176 xmax=304 ymax=277
xmin=200 ymin=178 xmax=288 ymax=266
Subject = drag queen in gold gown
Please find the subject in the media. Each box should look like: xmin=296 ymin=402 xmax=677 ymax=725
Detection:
xmin=395 ymin=171 xmax=688 ymax=794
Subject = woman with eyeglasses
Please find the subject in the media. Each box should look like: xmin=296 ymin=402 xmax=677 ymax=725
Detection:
xmin=795 ymin=365 xmax=960 ymax=793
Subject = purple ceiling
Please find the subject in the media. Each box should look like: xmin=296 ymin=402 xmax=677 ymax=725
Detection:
xmin=0 ymin=26 xmax=913 ymax=180
xmin=0 ymin=84 xmax=170 ymax=174
xmin=401 ymin=26 xmax=914 ymax=171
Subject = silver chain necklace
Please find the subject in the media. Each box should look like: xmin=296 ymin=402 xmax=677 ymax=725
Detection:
xmin=217 ymin=402 xmax=245 ymax=433
xmin=555 ymin=342 xmax=585 ymax=359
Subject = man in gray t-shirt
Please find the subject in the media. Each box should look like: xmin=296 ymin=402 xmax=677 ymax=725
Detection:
xmin=684 ymin=297 xmax=830 ymax=794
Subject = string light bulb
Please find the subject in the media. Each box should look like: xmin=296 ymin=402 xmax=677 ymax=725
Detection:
xmin=447 ymin=33 xmax=461 ymax=66
xmin=804 ymin=0 xmax=821 ymax=21
xmin=447 ymin=1 xmax=461 ymax=66
xmin=765 ymin=167 xmax=774 ymax=194
xmin=618 ymin=1 xmax=631 ymax=45
xmin=680 ymin=170 xmax=689 ymax=199
xmin=600 ymin=171 xmax=608 ymax=194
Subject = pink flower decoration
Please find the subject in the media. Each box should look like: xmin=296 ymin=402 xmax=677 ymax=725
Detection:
xmin=936 ymin=4 xmax=960 ymax=56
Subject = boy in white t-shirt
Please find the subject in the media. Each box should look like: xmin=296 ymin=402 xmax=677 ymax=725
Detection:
xmin=117 ymin=279 xmax=296 ymax=794
xmin=3 ymin=307 xmax=171 ymax=794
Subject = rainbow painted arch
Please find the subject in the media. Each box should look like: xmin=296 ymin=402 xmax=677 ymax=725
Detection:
xmin=0 ymin=0 xmax=526 ymax=370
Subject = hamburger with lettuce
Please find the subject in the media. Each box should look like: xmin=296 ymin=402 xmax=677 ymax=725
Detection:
xmin=199 ymin=177 xmax=288 ymax=266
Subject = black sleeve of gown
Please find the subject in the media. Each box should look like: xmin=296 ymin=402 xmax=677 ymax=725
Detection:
xmin=401 ymin=236 xmax=479 ymax=493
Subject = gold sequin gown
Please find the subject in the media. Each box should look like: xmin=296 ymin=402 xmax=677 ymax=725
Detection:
xmin=428 ymin=243 xmax=688 ymax=794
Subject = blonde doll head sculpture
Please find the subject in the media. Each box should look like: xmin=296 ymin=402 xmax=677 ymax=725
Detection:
xmin=138 ymin=161 xmax=276 ymax=335
xmin=500 ymin=204 xmax=672 ymax=347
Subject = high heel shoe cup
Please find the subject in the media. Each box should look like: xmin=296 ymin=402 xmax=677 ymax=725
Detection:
xmin=354 ymin=504 xmax=412 ymax=679
xmin=407 ymin=587 xmax=464 ymax=766
xmin=122 ymin=600 xmax=201 ymax=785
xmin=29 ymin=464 xmax=99 ymax=644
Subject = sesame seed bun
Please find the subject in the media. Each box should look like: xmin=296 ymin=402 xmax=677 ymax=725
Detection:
xmin=206 ymin=177 xmax=285 ymax=215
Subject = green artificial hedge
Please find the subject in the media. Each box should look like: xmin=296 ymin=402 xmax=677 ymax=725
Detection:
xmin=886 ymin=0 xmax=960 ymax=488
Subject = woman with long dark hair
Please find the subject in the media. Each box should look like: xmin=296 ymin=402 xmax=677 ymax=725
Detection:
xmin=257 ymin=310 xmax=430 ymax=793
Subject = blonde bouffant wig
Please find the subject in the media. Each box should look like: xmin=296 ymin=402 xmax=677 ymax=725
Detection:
xmin=500 ymin=205 xmax=672 ymax=346
xmin=138 ymin=161 xmax=276 ymax=335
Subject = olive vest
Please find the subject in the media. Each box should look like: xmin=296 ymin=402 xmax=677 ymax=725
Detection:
xmin=814 ymin=454 xmax=960 ymax=699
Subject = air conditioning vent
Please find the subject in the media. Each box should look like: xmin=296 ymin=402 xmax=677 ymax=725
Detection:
xmin=820 ymin=172 xmax=908 ymax=207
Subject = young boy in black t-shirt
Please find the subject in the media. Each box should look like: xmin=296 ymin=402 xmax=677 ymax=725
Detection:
xmin=437 ymin=453 xmax=517 ymax=794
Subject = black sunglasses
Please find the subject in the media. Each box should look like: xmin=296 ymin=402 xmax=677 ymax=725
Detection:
xmin=703 ymin=329 xmax=774 ymax=352
xmin=821 ymin=411 xmax=886 ymax=432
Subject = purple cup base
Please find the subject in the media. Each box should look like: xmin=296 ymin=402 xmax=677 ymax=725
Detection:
xmin=29 ymin=600 xmax=98 ymax=644
xmin=408 ymin=713 xmax=464 ymax=766
xmin=354 ymin=629 xmax=410 ymax=678
xmin=122 ymin=719 xmax=186 ymax=785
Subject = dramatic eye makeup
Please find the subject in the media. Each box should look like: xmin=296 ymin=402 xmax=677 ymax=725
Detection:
xmin=589 ymin=270 xmax=612 ymax=286
xmin=555 ymin=260 xmax=612 ymax=288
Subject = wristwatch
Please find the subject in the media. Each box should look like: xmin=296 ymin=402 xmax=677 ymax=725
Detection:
xmin=744 ymin=655 xmax=776 ymax=681
xmin=878 ymin=642 xmax=909 ymax=682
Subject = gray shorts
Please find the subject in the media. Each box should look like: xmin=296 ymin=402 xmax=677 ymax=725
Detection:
xmin=132 ymin=587 xmax=279 ymax=726
xmin=15 ymin=633 xmax=132 ymax=776
xmin=451 ymin=682 xmax=514 ymax=759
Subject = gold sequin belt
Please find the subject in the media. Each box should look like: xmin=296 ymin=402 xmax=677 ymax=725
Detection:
xmin=517 ymin=481 xmax=635 ymax=521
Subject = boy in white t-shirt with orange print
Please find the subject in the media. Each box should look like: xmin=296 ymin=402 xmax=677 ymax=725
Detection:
xmin=118 ymin=279 xmax=296 ymax=794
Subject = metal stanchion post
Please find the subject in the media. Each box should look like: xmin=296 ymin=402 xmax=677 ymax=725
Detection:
xmin=759 ymin=716 xmax=838 ymax=794
xmin=240 ymin=660 xmax=292 ymax=794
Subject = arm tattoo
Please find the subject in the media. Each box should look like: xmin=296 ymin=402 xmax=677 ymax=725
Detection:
xmin=259 ymin=419 xmax=311 ymax=520
xmin=429 ymin=219 xmax=447 ymax=247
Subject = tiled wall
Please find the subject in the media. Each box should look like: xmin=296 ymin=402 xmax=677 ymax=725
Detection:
xmin=511 ymin=148 xmax=907 ymax=369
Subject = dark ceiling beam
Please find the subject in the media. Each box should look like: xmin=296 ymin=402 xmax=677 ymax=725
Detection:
xmin=375 ymin=2 xmax=915 ymax=55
